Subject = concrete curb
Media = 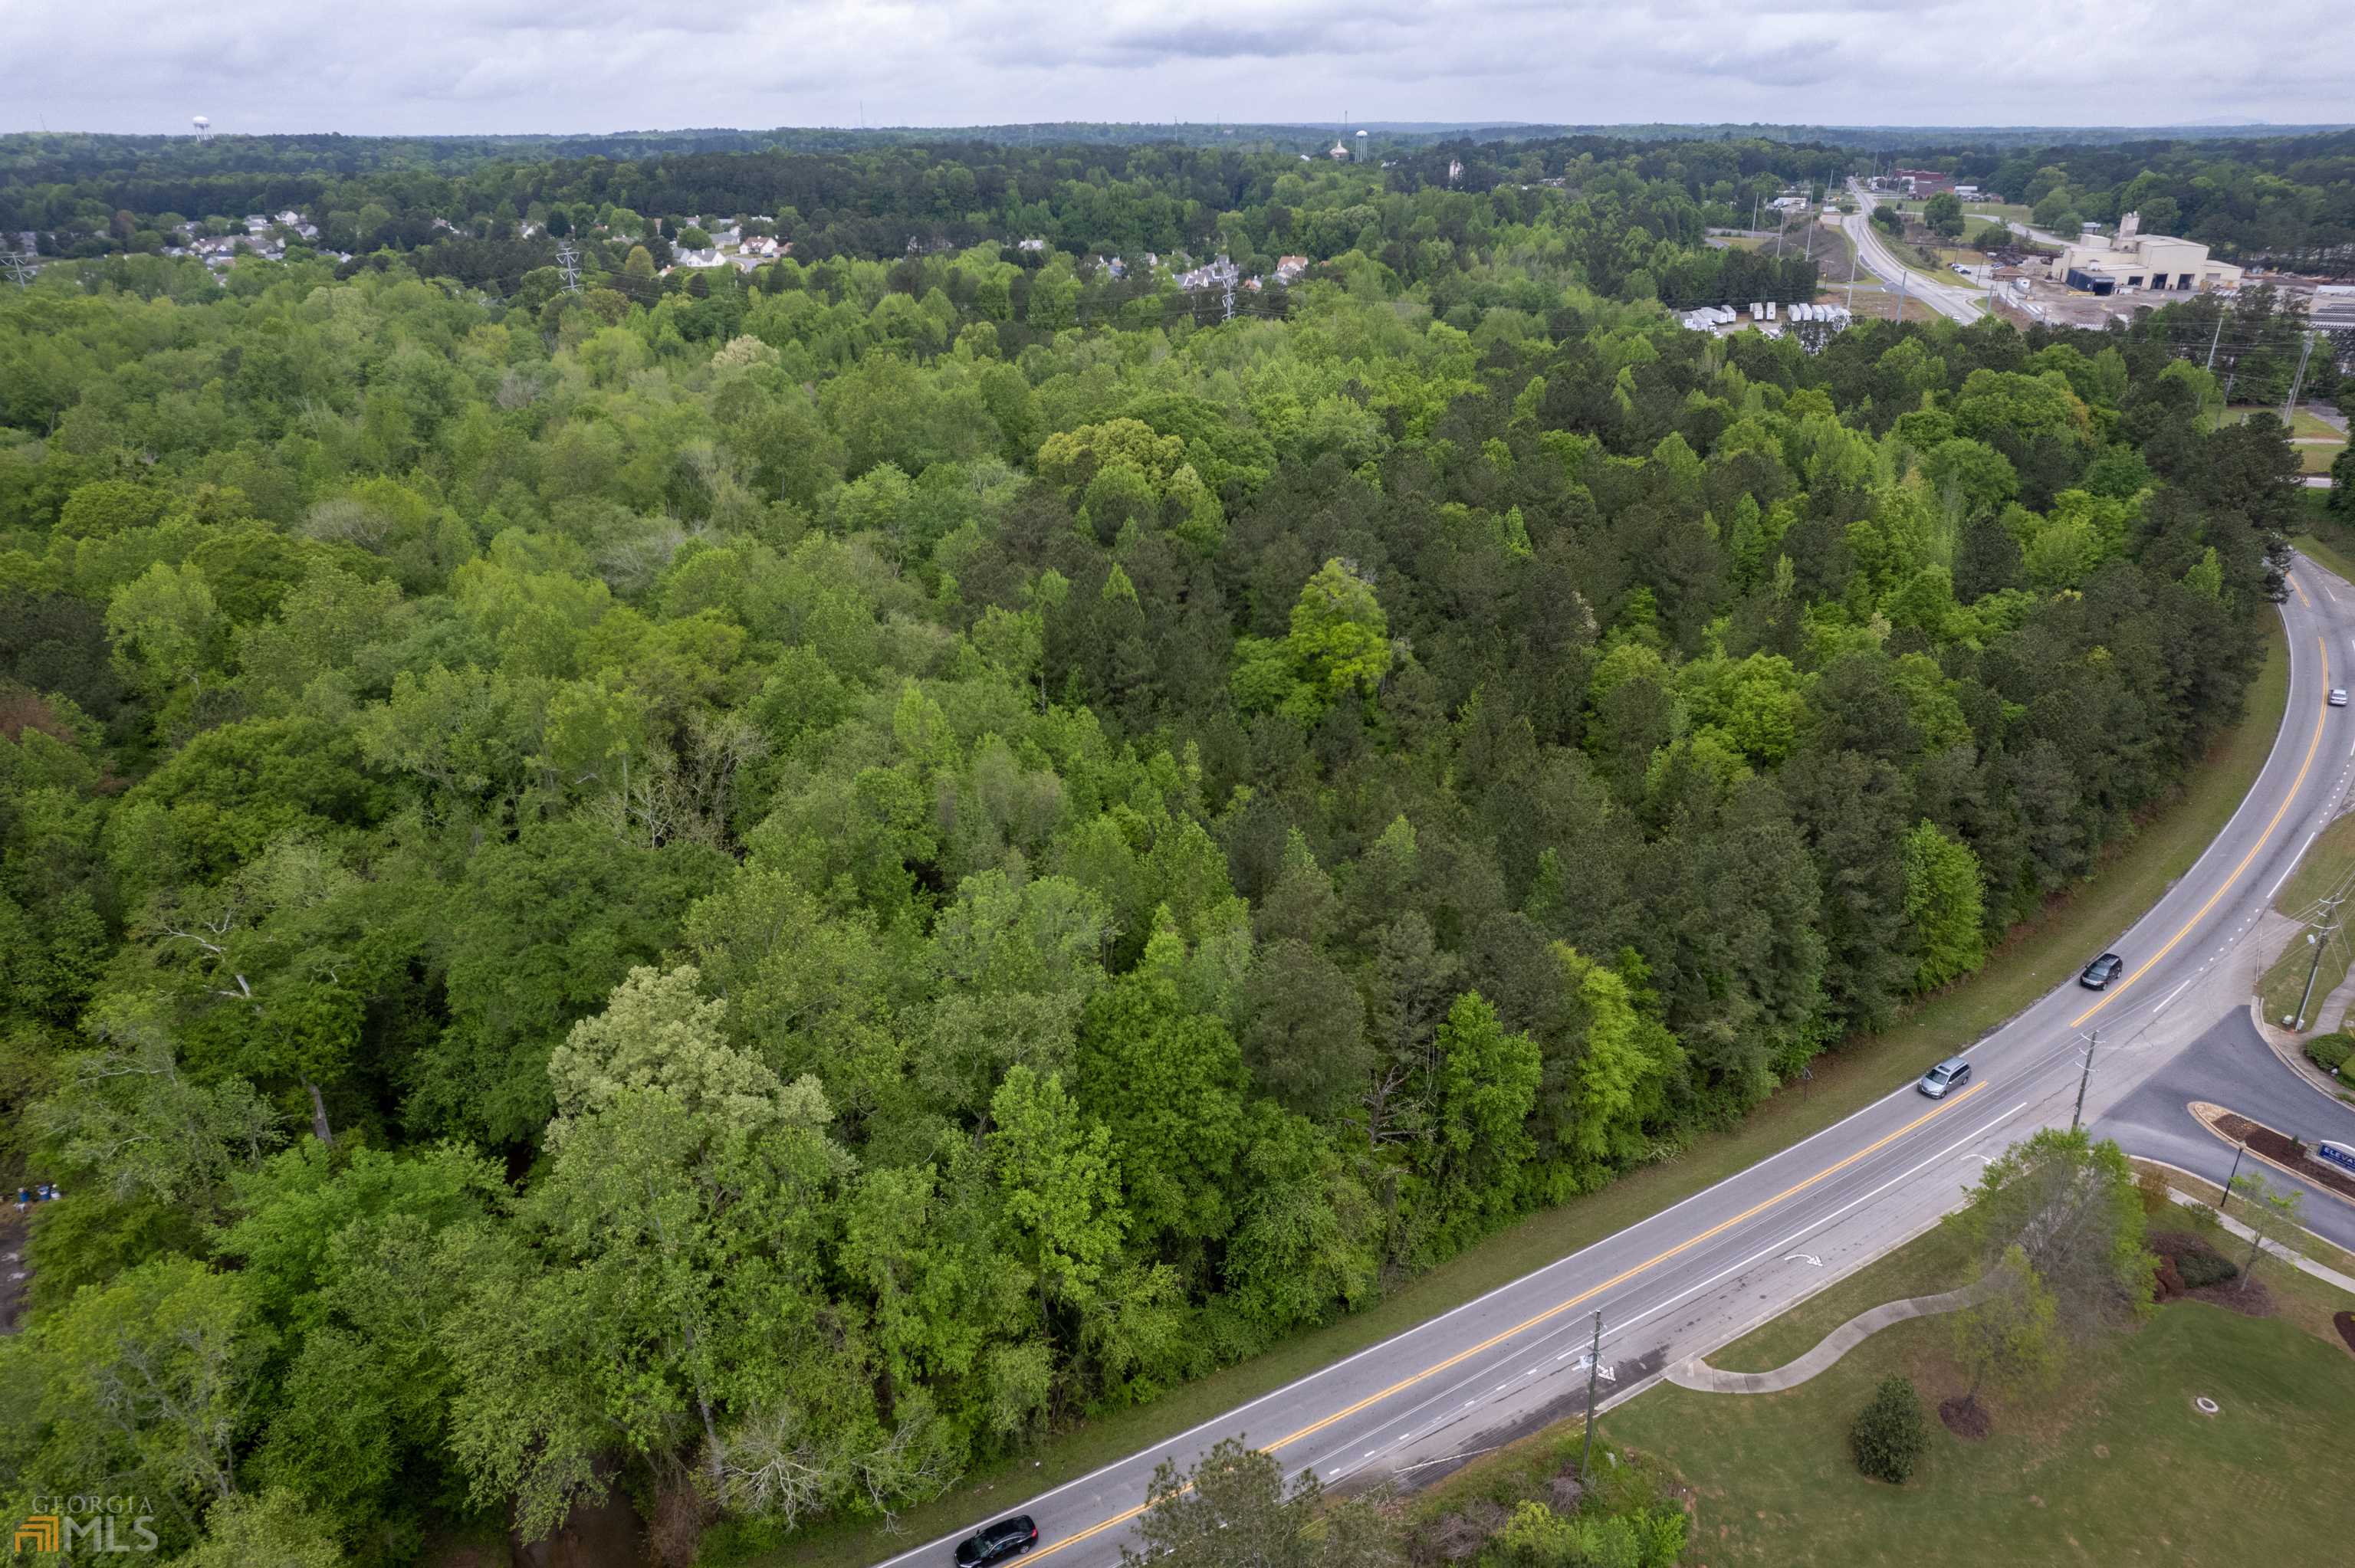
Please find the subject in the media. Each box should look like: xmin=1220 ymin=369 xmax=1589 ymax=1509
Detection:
xmin=2245 ymin=995 xmax=2355 ymax=1113
xmin=2133 ymin=1158 xmax=2355 ymax=1281
xmin=2187 ymin=1101 xmax=2355 ymax=1215
xmin=2151 ymin=1183 xmax=2355 ymax=1295
xmin=1664 ymin=1273 xmax=1999 ymax=1395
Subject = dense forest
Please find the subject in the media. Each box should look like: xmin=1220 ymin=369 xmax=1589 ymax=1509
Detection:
xmin=0 ymin=130 xmax=1841 ymax=278
xmin=0 ymin=123 xmax=2314 ymax=1568
xmin=9 ymin=123 xmax=2352 ymax=277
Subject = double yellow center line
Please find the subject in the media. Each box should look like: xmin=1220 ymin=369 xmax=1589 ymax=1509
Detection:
xmin=1020 ymin=611 xmax=2332 ymax=1566
xmin=1030 ymin=1080 xmax=1992 ymax=1560
xmin=2071 ymin=631 xmax=2328 ymax=1029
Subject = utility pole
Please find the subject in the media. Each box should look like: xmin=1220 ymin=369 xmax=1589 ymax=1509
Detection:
xmin=1897 ymin=261 xmax=1909 ymax=322
xmin=2293 ymin=892 xmax=2344 ymax=1030
xmin=2281 ymin=329 xmax=2316 ymax=426
xmin=1846 ymin=208 xmax=1859 ymax=314
xmin=1577 ymin=1310 xmax=1605 ymax=1482
xmin=2070 ymin=1029 xmax=2097 ymax=1134
xmin=2203 ymin=307 xmax=2225 ymax=372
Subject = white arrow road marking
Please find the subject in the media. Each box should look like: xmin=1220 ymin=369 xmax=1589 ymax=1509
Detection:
xmin=1783 ymin=1252 xmax=1823 ymax=1266
xmin=1568 ymin=1353 xmax=1619 ymax=1383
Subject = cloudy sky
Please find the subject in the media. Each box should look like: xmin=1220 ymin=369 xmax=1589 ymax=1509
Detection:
xmin=15 ymin=0 xmax=2353 ymax=136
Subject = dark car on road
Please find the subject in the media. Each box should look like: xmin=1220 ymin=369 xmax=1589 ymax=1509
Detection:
xmin=2078 ymin=952 xmax=2124 ymax=989
xmin=954 ymin=1516 xmax=1038 ymax=1566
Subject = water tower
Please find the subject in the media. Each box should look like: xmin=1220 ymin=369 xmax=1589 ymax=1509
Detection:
xmin=192 ymin=115 xmax=212 ymax=142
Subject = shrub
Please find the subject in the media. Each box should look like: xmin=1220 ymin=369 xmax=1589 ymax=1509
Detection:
xmin=2304 ymin=1032 xmax=2354 ymax=1073
xmin=1850 ymin=1374 xmax=1928 ymax=1483
xmin=2136 ymin=1165 xmax=2171 ymax=1214
xmin=2174 ymin=1244 xmax=2238 ymax=1291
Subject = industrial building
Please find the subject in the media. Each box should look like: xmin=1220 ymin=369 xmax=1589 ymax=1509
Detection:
xmin=2053 ymin=212 xmax=2242 ymax=297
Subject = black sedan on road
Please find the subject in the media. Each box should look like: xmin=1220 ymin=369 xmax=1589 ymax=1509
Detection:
xmin=2079 ymin=952 xmax=2125 ymax=989
xmin=955 ymin=1516 xmax=1039 ymax=1566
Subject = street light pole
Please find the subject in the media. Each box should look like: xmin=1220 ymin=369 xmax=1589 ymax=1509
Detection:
xmin=1846 ymin=211 xmax=1859 ymax=315
xmin=1577 ymin=1310 xmax=1604 ymax=1483
xmin=2217 ymin=1140 xmax=2248 ymax=1215
xmin=2070 ymin=1029 xmax=2097 ymax=1134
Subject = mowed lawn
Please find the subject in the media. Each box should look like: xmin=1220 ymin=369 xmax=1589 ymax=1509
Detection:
xmin=1602 ymin=1301 xmax=2355 ymax=1566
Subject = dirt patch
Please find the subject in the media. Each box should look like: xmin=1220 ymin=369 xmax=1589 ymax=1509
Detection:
xmin=2333 ymin=1311 xmax=2355 ymax=1355
xmin=1412 ymin=1498 xmax=1507 ymax=1563
xmin=1937 ymin=1394 xmax=1992 ymax=1440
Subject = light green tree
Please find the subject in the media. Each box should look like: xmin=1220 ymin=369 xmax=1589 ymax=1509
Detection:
xmin=176 ymin=1491 xmax=342 ymax=1568
xmin=106 ymin=561 xmax=223 ymax=700
xmin=1949 ymin=1243 xmax=2061 ymax=1409
xmin=1900 ymin=818 xmax=1988 ymax=989
xmin=2228 ymin=1172 xmax=2307 ymax=1291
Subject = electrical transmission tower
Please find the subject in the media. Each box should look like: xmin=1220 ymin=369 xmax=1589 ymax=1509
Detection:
xmin=5 ymin=251 xmax=31 ymax=288
xmin=555 ymin=240 xmax=581 ymax=294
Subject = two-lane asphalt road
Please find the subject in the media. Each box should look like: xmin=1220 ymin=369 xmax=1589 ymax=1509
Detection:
xmin=1843 ymin=182 xmax=1987 ymax=324
xmin=878 ymin=556 xmax=2355 ymax=1568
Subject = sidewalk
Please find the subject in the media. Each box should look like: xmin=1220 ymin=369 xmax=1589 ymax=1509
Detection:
xmin=2165 ymin=1188 xmax=2355 ymax=1294
xmin=1665 ymin=1274 xmax=1999 ymax=1395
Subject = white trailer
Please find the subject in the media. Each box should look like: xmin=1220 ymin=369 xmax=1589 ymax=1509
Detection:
xmin=1765 ymin=300 xmax=1777 ymax=321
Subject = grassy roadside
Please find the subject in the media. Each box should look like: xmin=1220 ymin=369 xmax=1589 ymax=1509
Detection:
xmin=1707 ymin=1222 xmax=1976 ymax=1374
xmin=2255 ymin=804 xmax=2355 ymax=1027
xmin=2294 ymin=529 xmax=2355 ymax=584
xmin=1600 ymin=1271 xmax=2355 ymax=1565
xmin=1963 ymin=201 xmax=2034 ymax=225
xmin=773 ymin=618 xmax=2291 ymax=1568
xmin=2225 ymin=405 xmax=2344 ymax=441
xmin=2130 ymin=1158 xmax=2355 ymax=1286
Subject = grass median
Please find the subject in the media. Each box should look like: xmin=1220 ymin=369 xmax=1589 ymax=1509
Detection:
xmin=773 ymin=616 xmax=2290 ymax=1568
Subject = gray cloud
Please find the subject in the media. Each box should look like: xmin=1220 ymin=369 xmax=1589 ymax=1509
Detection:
xmin=10 ymin=0 xmax=2350 ymax=135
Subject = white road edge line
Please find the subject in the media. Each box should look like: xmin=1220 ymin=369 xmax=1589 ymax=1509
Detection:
xmin=872 ymin=592 xmax=2321 ymax=1568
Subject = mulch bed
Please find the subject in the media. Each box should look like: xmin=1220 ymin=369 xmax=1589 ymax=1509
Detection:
xmin=2333 ymin=1312 xmax=2355 ymax=1356
xmin=1938 ymin=1394 xmax=1992 ymax=1440
xmin=2184 ymin=1278 xmax=2275 ymax=1317
xmin=2212 ymin=1111 xmax=2355 ymax=1203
